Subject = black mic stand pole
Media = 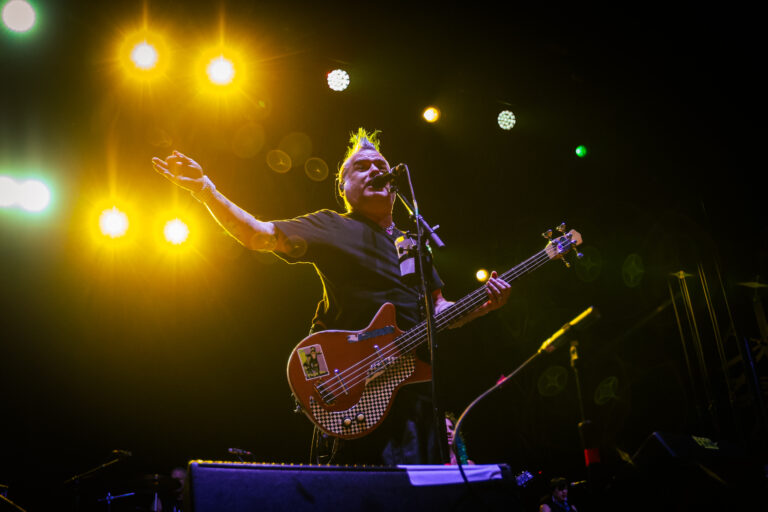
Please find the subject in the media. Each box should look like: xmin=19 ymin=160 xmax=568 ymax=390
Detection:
xmin=570 ymin=341 xmax=602 ymax=495
xmin=393 ymin=164 xmax=448 ymax=463
xmin=62 ymin=452 xmax=128 ymax=512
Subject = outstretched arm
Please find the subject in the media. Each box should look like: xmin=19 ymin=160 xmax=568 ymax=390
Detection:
xmin=152 ymin=151 xmax=287 ymax=252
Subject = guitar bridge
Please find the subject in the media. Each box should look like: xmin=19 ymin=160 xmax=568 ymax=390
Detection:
xmin=367 ymin=355 xmax=396 ymax=382
xmin=314 ymin=381 xmax=336 ymax=405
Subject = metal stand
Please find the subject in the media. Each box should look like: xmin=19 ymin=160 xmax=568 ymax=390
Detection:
xmin=1 ymin=493 xmax=29 ymax=512
xmin=570 ymin=340 xmax=602 ymax=492
xmin=96 ymin=492 xmax=135 ymax=512
xmin=393 ymin=164 xmax=448 ymax=463
xmin=62 ymin=451 xmax=130 ymax=511
xmin=453 ymin=307 xmax=597 ymax=484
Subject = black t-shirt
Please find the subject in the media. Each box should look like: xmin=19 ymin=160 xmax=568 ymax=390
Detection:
xmin=272 ymin=209 xmax=443 ymax=333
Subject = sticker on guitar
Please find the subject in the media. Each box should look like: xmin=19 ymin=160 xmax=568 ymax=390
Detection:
xmin=297 ymin=345 xmax=329 ymax=380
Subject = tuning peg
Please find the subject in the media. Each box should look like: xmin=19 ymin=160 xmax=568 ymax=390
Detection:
xmin=556 ymin=222 xmax=567 ymax=233
xmin=542 ymin=229 xmax=553 ymax=240
xmin=575 ymin=250 xmax=584 ymax=259
xmin=562 ymin=259 xmax=572 ymax=269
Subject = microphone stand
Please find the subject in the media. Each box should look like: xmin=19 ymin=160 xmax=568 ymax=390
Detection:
xmin=393 ymin=164 xmax=448 ymax=463
xmin=1 ymin=492 xmax=28 ymax=512
xmin=453 ymin=307 xmax=597 ymax=484
xmin=62 ymin=452 xmax=129 ymax=512
xmin=571 ymin=340 xmax=603 ymax=495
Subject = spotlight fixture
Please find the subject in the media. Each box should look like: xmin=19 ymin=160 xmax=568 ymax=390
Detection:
xmin=99 ymin=207 xmax=129 ymax=238
xmin=130 ymin=41 xmax=158 ymax=70
xmin=327 ymin=69 xmax=350 ymax=91
xmin=207 ymin=55 xmax=235 ymax=86
xmin=164 ymin=218 xmax=189 ymax=245
xmin=422 ymin=107 xmax=440 ymax=123
xmin=497 ymin=110 xmax=516 ymax=130
xmin=2 ymin=0 xmax=35 ymax=33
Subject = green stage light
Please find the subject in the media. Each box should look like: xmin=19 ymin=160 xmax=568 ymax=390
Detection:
xmin=18 ymin=179 xmax=50 ymax=211
xmin=2 ymin=0 xmax=36 ymax=33
xmin=0 ymin=176 xmax=18 ymax=207
xmin=575 ymin=145 xmax=588 ymax=158
xmin=0 ymin=175 xmax=51 ymax=212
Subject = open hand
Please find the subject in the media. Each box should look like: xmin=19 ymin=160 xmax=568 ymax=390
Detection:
xmin=152 ymin=151 xmax=206 ymax=193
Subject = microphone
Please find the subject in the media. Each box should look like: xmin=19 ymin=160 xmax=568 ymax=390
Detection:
xmin=537 ymin=306 xmax=599 ymax=354
xmin=368 ymin=164 xmax=406 ymax=188
xmin=228 ymin=447 xmax=253 ymax=456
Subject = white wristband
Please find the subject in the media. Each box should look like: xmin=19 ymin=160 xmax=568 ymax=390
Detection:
xmin=192 ymin=175 xmax=216 ymax=203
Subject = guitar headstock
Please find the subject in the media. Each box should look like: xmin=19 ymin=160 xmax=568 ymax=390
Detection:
xmin=543 ymin=223 xmax=583 ymax=267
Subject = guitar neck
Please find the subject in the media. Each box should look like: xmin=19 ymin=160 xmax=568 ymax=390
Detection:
xmin=395 ymin=246 xmax=554 ymax=352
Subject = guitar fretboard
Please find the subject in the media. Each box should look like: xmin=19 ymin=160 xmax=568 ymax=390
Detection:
xmin=392 ymin=245 xmax=555 ymax=355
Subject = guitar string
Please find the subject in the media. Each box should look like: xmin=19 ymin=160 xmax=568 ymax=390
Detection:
xmin=313 ymin=244 xmax=562 ymax=401
xmin=315 ymin=245 xmax=558 ymax=400
xmin=313 ymin=248 xmax=554 ymax=401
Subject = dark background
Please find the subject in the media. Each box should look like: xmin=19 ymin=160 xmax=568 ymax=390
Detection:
xmin=1 ymin=1 xmax=764 ymax=509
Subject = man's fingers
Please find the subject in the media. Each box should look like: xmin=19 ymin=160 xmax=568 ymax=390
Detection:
xmin=152 ymin=159 xmax=168 ymax=173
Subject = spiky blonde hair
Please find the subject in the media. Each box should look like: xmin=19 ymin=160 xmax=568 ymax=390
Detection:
xmin=336 ymin=128 xmax=385 ymax=210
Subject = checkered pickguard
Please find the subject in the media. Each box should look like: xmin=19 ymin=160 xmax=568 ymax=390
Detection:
xmin=308 ymin=353 xmax=416 ymax=437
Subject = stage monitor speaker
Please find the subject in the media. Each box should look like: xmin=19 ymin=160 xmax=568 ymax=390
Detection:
xmin=627 ymin=431 xmax=764 ymax=508
xmin=186 ymin=461 xmax=521 ymax=512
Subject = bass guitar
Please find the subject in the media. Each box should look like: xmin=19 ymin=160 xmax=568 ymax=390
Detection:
xmin=287 ymin=225 xmax=582 ymax=439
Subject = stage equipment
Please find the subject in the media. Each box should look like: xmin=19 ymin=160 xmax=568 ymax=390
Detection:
xmin=453 ymin=306 xmax=598 ymax=484
xmin=626 ymin=431 xmax=764 ymax=508
xmin=497 ymin=110 xmax=516 ymax=130
xmin=669 ymin=264 xmax=768 ymax=443
xmin=186 ymin=461 xmax=520 ymax=512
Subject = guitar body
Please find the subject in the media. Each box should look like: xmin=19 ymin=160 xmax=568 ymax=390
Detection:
xmin=287 ymin=303 xmax=432 ymax=440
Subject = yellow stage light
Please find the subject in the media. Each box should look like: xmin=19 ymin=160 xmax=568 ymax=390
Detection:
xmin=130 ymin=40 xmax=158 ymax=70
xmin=164 ymin=218 xmax=189 ymax=245
xmin=475 ymin=269 xmax=489 ymax=282
xmin=119 ymin=30 xmax=169 ymax=81
xmin=195 ymin=45 xmax=247 ymax=96
xmin=423 ymin=107 xmax=440 ymax=123
xmin=99 ymin=207 xmax=129 ymax=238
xmin=207 ymin=55 xmax=235 ymax=85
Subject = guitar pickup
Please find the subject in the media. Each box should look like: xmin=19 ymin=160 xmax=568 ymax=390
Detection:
xmin=314 ymin=381 xmax=336 ymax=405
xmin=366 ymin=355 xmax=396 ymax=382
xmin=347 ymin=326 xmax=395 ymax=343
